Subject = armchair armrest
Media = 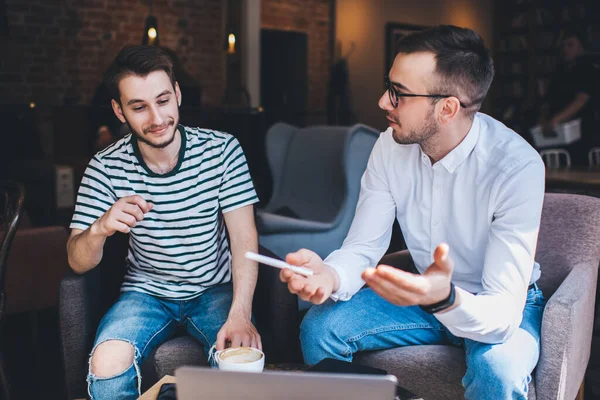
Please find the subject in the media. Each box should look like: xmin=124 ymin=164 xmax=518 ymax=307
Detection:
xmin=59 ymin=232 xmax=128 ymax=400
xmin=256 ymin=211 xmax=334 ymax=234
xmin=59 ymin=270 xmax=95 ymax=400
xmin=535 ymin=261 xmax=598 ymax=400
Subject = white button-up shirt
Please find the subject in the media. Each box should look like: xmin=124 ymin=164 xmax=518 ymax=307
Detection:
xmin=326 ymin=113 xmax=545 ymax=344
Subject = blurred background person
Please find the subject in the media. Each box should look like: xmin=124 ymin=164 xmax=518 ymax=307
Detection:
xmin=539 ymin=28 xmax=599 ymax=166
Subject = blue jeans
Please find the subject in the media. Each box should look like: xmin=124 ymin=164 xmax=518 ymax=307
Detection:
xmin=301 ymin=285 xmax=546 ymax=400
xmin=87 ymin=282 xmax=233 ymax=400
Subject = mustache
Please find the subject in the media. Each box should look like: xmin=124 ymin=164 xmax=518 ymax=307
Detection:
xmin=144 ymin=119 xmax=174 ymax=134
xmin=386 ymin=113 xmax=399 ymax=125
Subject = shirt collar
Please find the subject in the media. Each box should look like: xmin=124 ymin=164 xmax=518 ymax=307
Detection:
xmin=422 ymin=114 xmax=481 ymax=173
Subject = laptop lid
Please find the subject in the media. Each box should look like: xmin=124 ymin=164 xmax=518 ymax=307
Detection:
xmin=175 ymin=366 xmax=398 ymax=400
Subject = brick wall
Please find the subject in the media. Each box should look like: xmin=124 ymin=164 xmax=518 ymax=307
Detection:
xmin=261 ymin=0 xmax=332 ymax=113
xmin=1 ymin=0 xmax=225 ymax=106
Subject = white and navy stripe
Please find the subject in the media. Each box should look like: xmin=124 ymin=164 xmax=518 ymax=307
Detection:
xmin=70 ymin=125 xmax=259 ymax=300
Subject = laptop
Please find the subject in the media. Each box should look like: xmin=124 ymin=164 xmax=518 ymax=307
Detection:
xmin=175 ymin=366 xmax=399 ymax=400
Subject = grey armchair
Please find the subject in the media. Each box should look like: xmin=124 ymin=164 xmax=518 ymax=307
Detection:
xmin=257 ymin=122 xmax=379 ymax=259
xmin=59 ymin=233 xmax=301 ymax=400
xmin=355 ymin=193 xmax=600 ymax=400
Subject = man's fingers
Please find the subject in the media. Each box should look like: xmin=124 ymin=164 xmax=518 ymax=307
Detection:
xmin=309 ymin=287 xmax=327 ymax=304
xmin=250 ymin=335 xmax=258 ymax=350
xmin=288 ymin=277 xmax=307 ymax=293
xmin=256 ymin=335 xmax=263 ymax=351
xmin=216 ymin=331 xmax=226 ymax=351
xmin=434 ymin=243 xmax=449 ymax=260
xmin=299 ymin=291 xmax=314 ymax=302
xmin=241 ymin=334 xmax=251 ymax=347
xmin=365 ymin=269 xmax=420 ymax=301
xmin=366 ymin=276 xmax=416 ymax=305
xmin=104 ymin=219 xmax=131 ymax=234
xmin=117 ymin=212 xmax=138 ymax=228
xmin=285 ymin=248 xmax=315 ymax=267
xmin=124 ymin=195 xmax=152 ymax=213
xmin=280 ymin=269 xmax=295 ymax=282
xmin=434 ymin=243 xmax=454 ymax=271
xmin=122 ymin=203 xmax=145 ymax=221
xmin=372 ymin=266 xmax=428 ymax=294
xmin=362 ymin=267 xmax=377 ymax=279
xmin=302 ymin=284 xmax=317 ymax=298
xmin=230 ymin=334 xmax=242 ymax=348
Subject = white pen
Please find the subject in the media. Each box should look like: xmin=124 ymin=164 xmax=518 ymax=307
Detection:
xmin=244 ymin=251 xmax=314 ymax=277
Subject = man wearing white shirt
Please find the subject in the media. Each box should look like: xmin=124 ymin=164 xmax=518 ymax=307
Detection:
xmin=280 ymin=25 xmax=546 ymax=399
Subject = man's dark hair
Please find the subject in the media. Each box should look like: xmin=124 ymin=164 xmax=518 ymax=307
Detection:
xmin=103 ymin=45 xmax=176 ymax=103
xmin=395 ymin=25 xmax=494 ymax=118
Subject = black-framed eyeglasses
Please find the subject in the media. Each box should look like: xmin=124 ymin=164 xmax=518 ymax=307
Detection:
xmin=385 ymin=76 xmax=468 ymax=109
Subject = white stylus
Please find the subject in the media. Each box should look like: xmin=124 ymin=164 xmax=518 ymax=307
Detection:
xmin=244 ymin=251 xmax=314 ymax=277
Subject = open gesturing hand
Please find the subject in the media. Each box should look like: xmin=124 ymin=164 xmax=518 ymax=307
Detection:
xmin=362 ymin=243 xmax=454 ymax=307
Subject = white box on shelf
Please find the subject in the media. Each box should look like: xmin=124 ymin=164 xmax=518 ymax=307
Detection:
xmin=55 ymin=165 xmax=74 ymax=209
xmin=530 ymin=118 xmax=582 ymax=148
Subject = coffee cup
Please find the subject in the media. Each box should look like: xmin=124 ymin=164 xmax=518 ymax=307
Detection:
xmin=214 ymin=346 xmax=265 ymax=372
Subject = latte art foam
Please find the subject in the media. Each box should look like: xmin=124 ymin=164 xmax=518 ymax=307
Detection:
xmin=219 ymin=347 xmax=263 ymax=364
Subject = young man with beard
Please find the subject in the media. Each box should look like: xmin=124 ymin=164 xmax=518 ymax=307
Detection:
xmin=67 ymin=45 xmax=261 ymax=399
xmin=279 ymin=26 xmax=546 ymax=399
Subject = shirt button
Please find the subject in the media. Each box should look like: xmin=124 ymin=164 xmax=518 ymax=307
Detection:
xmin=433 ymin=220 xmax=439 ymax=226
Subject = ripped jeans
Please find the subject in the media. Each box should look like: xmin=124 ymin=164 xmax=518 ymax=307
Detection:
xmin=87 ymin=282 xmax=233 ymax=400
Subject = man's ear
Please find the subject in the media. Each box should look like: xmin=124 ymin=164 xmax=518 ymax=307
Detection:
xmin=175 ymin=82 xmax=182 ymax=106
xmin=437 ymin=97 xmax=461 ymax=125
xmin=111 ymin=99 xmax=126 ymax=123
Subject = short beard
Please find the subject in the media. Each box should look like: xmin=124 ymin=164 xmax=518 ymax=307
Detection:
xmin=391 ymin=105 xmax=439 ymax=146
xmin=126 ymin=117 xmax=178 ymax=149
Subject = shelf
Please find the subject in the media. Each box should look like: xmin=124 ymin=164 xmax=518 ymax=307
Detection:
xmin=492 ymin=0 xmax=597 ymax=126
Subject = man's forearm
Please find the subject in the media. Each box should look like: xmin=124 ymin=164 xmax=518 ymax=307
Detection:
xmin=67 ymin=223 xmax=108 ymax=274
xmin=551 ymin=92 xmax=590 ymax=125
xmin=228 ymin=232 xmax=258 ymax=319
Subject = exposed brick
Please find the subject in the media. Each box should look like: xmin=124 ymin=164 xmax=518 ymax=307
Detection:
xmin=2 ymin=0 xmax=225 ymax=107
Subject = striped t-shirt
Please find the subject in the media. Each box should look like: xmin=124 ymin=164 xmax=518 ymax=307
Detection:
xmin=70 ymin=125 xmax=259 ymax=300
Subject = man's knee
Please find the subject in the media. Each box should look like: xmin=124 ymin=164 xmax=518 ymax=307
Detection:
xmin=464 ymin=350 xmax=530 ymax=397
xmin=90 ymin=340 xmax=135 ymax=378
xmin=300 ymin=305 xmax=336 ymax=346
xmin=299 ymin=303 xmax=353 ymax=365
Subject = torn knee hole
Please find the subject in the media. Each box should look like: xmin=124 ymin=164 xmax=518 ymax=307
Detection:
xmin=90 ymin=339 xmax=136 ymax=378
